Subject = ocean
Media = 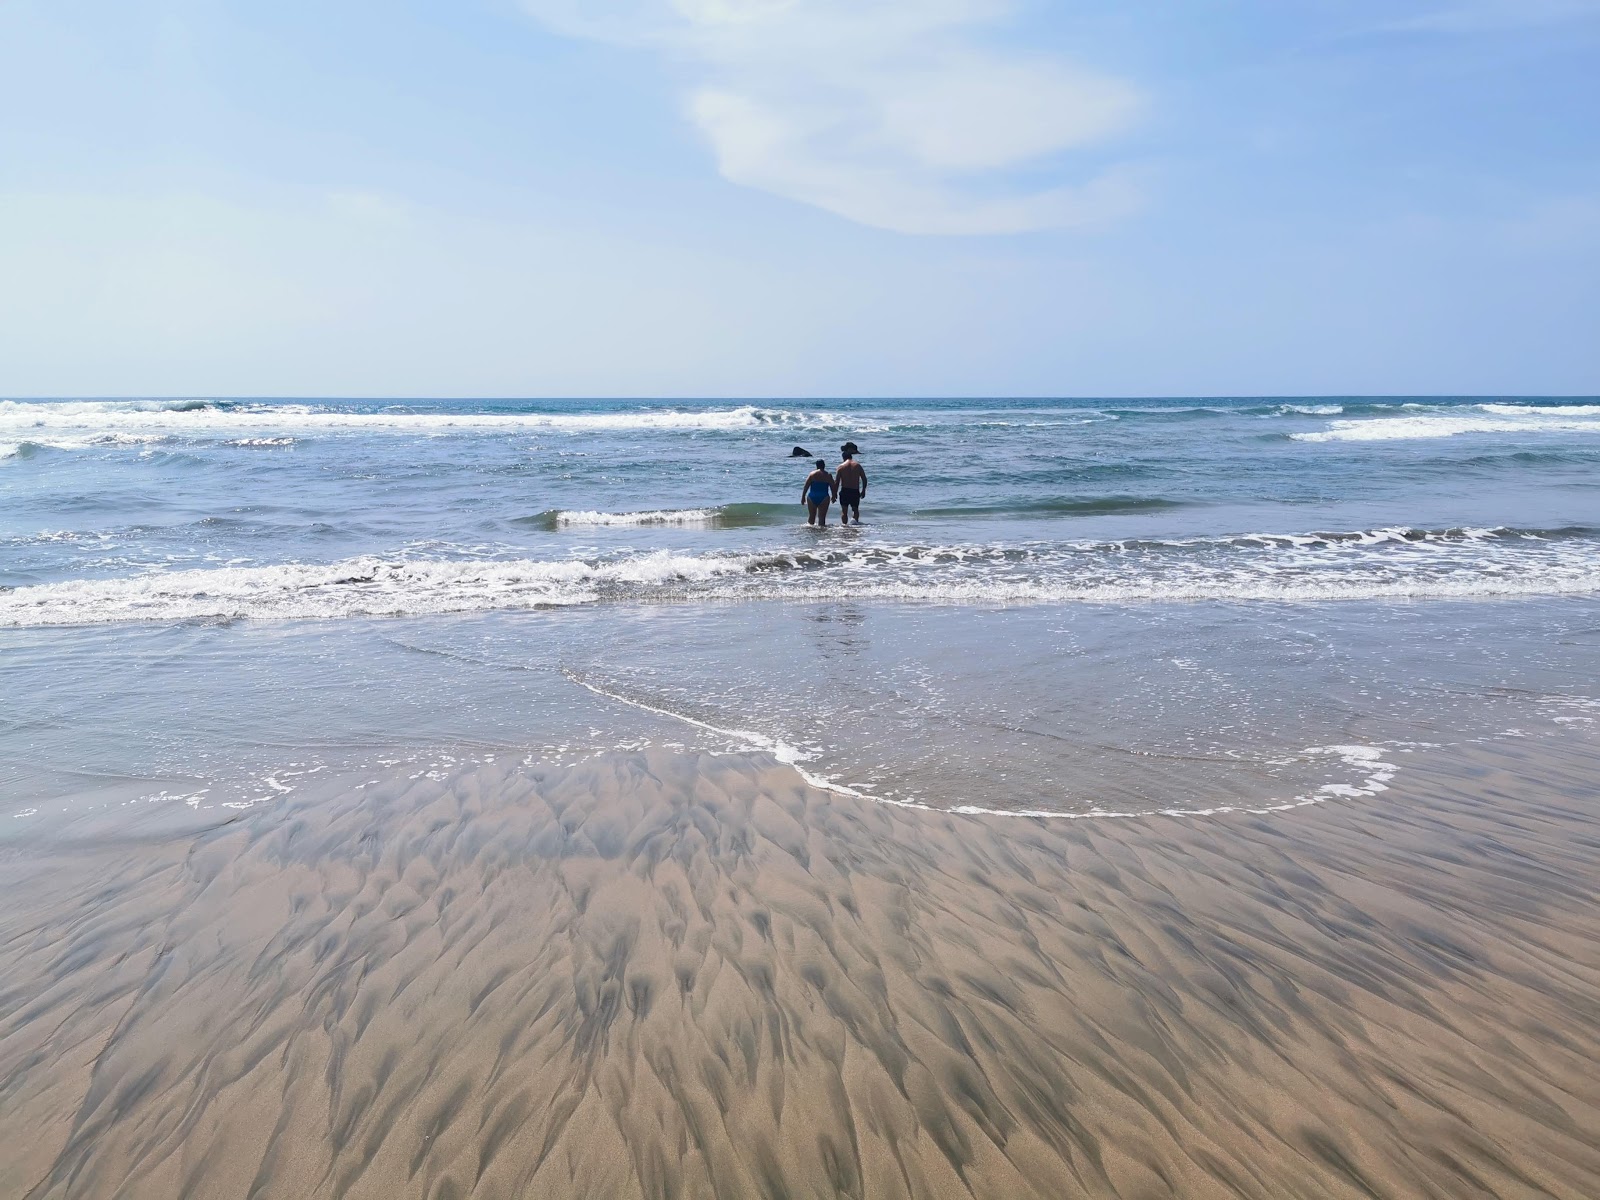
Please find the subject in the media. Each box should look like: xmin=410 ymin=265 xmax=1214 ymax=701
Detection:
xmin=4 ymin=395 xmax=1599 ymax=824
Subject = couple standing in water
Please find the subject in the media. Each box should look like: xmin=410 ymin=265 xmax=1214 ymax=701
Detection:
xmin=802 ymin=443 xmax=868 ymax=527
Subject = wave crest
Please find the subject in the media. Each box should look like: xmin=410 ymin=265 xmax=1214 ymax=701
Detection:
xmin=4 ymin=525 xmax=1597 ymax=627
xmin=0 ymin=400 xmax=863 ymax=441
xmin=1294 ymin=404 xmax=1600 ymax=442
xmin=521 ymin=503 xmax=795 ymax=531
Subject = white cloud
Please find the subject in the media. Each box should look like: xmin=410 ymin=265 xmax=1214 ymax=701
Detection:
xmin=522 ymin=0 xmax=1146 ymax=235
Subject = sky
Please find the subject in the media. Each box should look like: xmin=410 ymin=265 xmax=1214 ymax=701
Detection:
xmin=1 ymin=0 xmax=1597 ymax=398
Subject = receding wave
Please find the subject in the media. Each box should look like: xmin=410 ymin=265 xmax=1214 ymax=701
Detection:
xmin=521 ymin=502 xmax=795 ymax=531
xmin=4 ymin=525 xmax=1597 ymax=627
xmin=0 ymin=553 xmax=751 ymax=626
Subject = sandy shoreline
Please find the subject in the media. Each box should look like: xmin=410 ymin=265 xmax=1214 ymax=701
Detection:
xmin=3 ymin=737 xmax=1599 ymax=1199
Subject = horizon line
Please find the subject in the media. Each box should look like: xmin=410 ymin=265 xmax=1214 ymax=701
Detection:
xmin=5 ymin=392 xmax=1599 ymax=403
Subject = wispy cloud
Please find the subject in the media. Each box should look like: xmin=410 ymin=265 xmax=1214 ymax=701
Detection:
xmin=522 ymin=0 xmax=1146 ymax=235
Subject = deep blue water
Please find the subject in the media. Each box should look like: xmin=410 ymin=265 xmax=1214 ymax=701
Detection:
xmin=3 ymin=396 xmax=1599 ymax=821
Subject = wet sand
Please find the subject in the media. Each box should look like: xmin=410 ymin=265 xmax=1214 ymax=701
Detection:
xmin=2 ymin=736 xmax=1599 ymax=1199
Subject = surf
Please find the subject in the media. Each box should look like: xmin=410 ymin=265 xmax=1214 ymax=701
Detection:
xmin=519 ymin=502 xmax=795 ymax=531
xmin=6 ymin=524 xmax=1599 ymax=627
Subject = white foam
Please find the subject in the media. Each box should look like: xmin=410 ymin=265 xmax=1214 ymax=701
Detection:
xmin=1544 ymin=696 xmax=1600 ymax=726
xmin=0 ymin=400 xmax=852 ymax=441
xmin=1478 ymin=403 xmax=1600 ymax=417
xmin=948 ymin=744 xmax=1399 ymax=820
xmin=565 ymin=669 xmax=1401 ymax=823
xmin=1294 ymin=408 xmax=1600 ymax=442
xmin=0 ymin=431 xmax=170 ymax=456
xmin=0 ymin=551 xmax=752 ymax=626
xmin=555 ymin=508 xmax=720 ymax=527
xmin=4 ymin=531 xmax=1598 ymax=627
xmin=560 ymin=668 xmax=907 ymax=804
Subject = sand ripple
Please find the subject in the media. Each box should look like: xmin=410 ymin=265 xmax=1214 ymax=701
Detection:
xmin=3 ymin=738 xmax=1599 ymax=1198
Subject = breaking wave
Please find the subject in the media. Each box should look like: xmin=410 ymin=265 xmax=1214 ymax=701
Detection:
xmin=4 ymin=525 xmax=1596 ymax=627
xmin=1293 ymin=402 xmax=1600 ymax=442
xmin=0 ymin=399 xmax=864 ymax=442
xmin=522 ymin=502 xmax=795 ymax=530
xmin=8 ymin=397 xmax=1598 ymax=456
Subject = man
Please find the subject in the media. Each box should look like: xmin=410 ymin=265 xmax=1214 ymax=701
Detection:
xmin=835 ymin=444 xmax=867 ymax=525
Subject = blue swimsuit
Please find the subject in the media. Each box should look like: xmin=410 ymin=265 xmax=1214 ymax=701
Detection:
xmin=807 ymin=478 xmax=832 ymax=505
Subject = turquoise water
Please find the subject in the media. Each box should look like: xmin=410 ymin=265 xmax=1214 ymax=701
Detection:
xmin=3 ymin=396 xmax=1599 ymax=821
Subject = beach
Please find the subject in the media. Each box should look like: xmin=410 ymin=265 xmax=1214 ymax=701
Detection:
xmin=4 ymin=731 xmax=1598 ymax=1199
xmin=8 ymin=0 xmax=1599 ymax=1181
xmin=5 ymin=395 xmax=1600 ymax=1197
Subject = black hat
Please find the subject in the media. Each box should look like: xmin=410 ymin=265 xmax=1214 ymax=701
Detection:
xmin=840 ymin=441 xmax=860 ymax=457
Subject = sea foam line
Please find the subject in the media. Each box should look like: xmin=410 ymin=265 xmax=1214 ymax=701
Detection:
xmin=561 ymin=669 xmax=1400 ymax=822
xmin=946 ymin=745 xmax=1399 ymax=820
xmin=559 ymin=668 xmax=898 ymax=804
xmin=5 ymin=533 xmax=1600 ymax=627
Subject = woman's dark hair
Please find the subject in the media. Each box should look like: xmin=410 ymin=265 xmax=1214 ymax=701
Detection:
xmin=815 ymin=459 xmax=826 ymax=469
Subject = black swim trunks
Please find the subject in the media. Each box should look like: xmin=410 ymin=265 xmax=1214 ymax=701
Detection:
xmin=839 ymin=487 xmax=861 ymax=508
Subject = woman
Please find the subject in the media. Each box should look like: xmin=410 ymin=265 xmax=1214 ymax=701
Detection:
xmin=800 ymin=458 xmax=835 ymax=526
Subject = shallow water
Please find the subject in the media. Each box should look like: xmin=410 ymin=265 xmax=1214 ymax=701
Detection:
xmin=3 ymin=396 xmax=1599 ymax=822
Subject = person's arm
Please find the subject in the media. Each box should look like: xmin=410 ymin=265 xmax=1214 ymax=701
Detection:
xmin=859 ymin=465 xmax=867 ymax=496
xmin=830 ymin=472 xmax=839 ymax=500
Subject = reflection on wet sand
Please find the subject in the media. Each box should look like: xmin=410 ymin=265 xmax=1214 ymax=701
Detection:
xmin=2 ymin=736 xmax=1599 ymax=1199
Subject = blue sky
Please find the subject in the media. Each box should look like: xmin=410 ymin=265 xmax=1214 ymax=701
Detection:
xmin=1 ymin=0 xmax=1596 ymax=397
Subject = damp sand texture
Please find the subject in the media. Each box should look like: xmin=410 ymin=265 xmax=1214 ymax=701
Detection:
xmin=3 ymin=745 xmax=1599 ymax=1199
